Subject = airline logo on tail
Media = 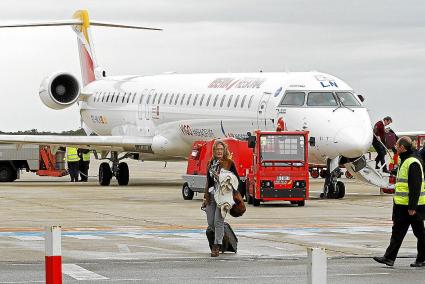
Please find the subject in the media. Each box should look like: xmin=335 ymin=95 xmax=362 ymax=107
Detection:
xmin=73 ymin=10 xmax=96 ymax=86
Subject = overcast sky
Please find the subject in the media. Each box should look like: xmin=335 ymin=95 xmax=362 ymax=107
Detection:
xmin=0 ymin=0 xmax=424 ymax=132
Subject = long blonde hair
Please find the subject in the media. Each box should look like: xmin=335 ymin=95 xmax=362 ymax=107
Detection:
xmin=212 ymin=140 xmax=231 ymax=161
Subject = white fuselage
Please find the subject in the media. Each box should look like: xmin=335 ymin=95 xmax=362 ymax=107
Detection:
xmin=80 ymin=71 xmax=373 ymax=163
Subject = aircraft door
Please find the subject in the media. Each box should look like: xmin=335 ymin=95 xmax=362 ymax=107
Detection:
xmin=257 ymin=92 xmax=273 ymax=130
xmin=144 ymin=89 xmax=155 ymax=120
xmin=137 ymin=89 xmax=149 ymax=120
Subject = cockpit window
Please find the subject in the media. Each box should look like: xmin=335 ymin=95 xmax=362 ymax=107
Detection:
xmin=336 ymin=92 xmax=361 ymax=106
xmin=279 ymin=92 xmax=305 ymax=106
xmin=307 ymin=92 xmax=338 ymax=106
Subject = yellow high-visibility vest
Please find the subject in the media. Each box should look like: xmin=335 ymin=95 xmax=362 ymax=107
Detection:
xmin=66 ymin=147 xmax=80 ymax=162
xmin=394 ymin=157 xmax=425 ymax=205
xmin=82 ymin=151 xmax=91 ymax=162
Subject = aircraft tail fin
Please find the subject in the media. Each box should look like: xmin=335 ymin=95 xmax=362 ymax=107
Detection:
xmin=0 ymin=10 xmax=162 ymax=86
xmin=72 ymin=10 xmax=96 ymax=86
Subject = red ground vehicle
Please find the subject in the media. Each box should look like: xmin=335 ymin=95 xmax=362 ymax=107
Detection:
xmin=182 ymin=130 xmax=309 ymax=207
xmin=182 ymin=138 xmax=253 ymax=200
xmin=245 ymin=130 xmax=309 ymax=206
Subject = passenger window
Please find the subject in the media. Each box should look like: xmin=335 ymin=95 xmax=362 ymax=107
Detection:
xmin=139 ymin=94 xmax=144 ymax=104
xmin=132 ymin=93 xmax=137 ymax=103
xmin=213 ymin=94 xmax=219 ymax=107
xmin=169 ymin=94 xmax=175 ymax=105
xmin=152 ymin=93 xmax=158 ymax=104
xmin=122 ymin=93 xmax=126 ymax=103
xmin=126 ymin=93 xmax=131 ymax=103
xmin=234 ymin=95 xmax=240 ymax=108
xmin=227 ymin=95 xmax=233 ymax=107
xmin=163 ymin=93 xmax=169 ymax=104
xmin=146 ymin=94 xmax=151 ymax=104
xmin=220 ymin=95 xmax=226 ymax=107
xmin=186 ymin=94 xmax=192 ymax=105
xmin=240 ymin=95 xmax=247 ymax=108
xmin=307 ymin=92 xmax=338 ymax=106
xmin=106 ymin=93 xmax=110 ymax=102
xmin=174 ymin=94 xmax=180 ymax=105
xmin=180 ymin=94 xmax=186 ymax=105
xmin=248 ymin=95 xmax=254 ymax=108
xmin=102 ymin=94 xmax=105 ymax=102
xmin=279 ymin=92 xmax=305 ymax=106
xmin=200 ymin=94 xmax=205 ymax=106
xmin=193 ymin=94 xmax=199 ymax=106
xmin=157 ymin=93 xmax=163 ymax=104
xmin=206 ymin=94 xmax=212 ymax=106
xmin=336 ymin=92 xmax=361 ymax=106
xmin=115 ymin=93 xmax=120 ymax=103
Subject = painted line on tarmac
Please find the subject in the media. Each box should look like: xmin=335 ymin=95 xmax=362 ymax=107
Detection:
xmin=334 ymin=272 xmax=390 ymax=276
xmin=117 ymin=244 xmax=131 ymax=253
xmin=10 ymin=236 xmax=44 ymax=241
xmin=62 ymin=264 xmax=108 ymax=280
xmin=0 ymin=281 xmax=43 ymax=283
xmin=0 ymin=226 xmax=392 ymax=239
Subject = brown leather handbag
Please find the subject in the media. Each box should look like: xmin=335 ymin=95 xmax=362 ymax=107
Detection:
xmin=230 ymin=191 xmax=246 ymax=217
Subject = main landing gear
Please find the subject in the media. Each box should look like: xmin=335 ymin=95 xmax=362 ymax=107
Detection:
xmin=98 ymin=151 xmax=130 ymax=186
xmin=320 ymin=158 xmax=346 ymax=199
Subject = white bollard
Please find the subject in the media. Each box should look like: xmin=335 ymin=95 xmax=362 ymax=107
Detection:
xmin=45 ymin=226 xmax=62 ymax=284
xmin=307 ymin=247 xmax=327 ymax=284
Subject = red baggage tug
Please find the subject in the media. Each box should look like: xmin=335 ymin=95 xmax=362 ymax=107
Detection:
xmin=182 ymin=130 xmax=309 ymax=207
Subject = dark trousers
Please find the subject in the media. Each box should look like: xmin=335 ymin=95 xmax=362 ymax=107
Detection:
xmin=68 ymin=162 xmax=79 ymax=182
xmin=372 ymin=138 xmax=386 ymax=167
xmin=79 ymin=161 xmax=90 ymax=181
xmin=384 ymin=214 xmax=425 ymax=262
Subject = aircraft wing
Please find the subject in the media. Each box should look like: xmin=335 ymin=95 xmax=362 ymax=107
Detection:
xmin=0 ymin=135 xmax=152 ymax=152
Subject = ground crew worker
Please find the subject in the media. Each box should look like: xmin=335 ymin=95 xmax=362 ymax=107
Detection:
xmin=65 ymin=147 xmax=80 ymax=182
xmin=78 ymin=149 xmax=91 ymax=182
xmin=373 ymin=136 xmax=425 ymax=267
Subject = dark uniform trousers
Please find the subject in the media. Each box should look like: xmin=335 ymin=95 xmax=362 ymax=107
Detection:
xmin=79 ymin=161 xmax=90 ymax=181
xmin=372 ymin=137 xmax=386 ymax=167
xmin=384 ymin=205 xmax=425 ymax=262
xmin=68 ymin=161 xmax=79 ymax=182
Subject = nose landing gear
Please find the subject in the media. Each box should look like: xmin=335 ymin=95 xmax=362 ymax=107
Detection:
xmin=320 ymin=158 xmax=346 ymax=199
xmin=98 ymin=151 xmax=131 ymax=186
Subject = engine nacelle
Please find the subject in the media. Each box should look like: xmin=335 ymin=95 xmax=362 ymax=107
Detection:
xmin=39 ymin=72 xmax=80 ymax=110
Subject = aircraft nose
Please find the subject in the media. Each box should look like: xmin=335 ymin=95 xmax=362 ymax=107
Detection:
xmin=334 ymin=125 xmax=372 ymax=158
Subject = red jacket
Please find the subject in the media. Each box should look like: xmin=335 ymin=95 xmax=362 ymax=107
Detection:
xmin=374 ymin=120 xmax=385 ymax=141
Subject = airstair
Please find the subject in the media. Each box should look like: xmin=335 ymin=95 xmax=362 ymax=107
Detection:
xmin=344 ymin=155 xmax=393 ymax=191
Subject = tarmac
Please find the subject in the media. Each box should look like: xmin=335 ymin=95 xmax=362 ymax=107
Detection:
xmin=0 ymin=159 xmax=424 ymax=283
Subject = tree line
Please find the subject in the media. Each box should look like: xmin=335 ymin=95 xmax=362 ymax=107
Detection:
xmin=0 ymin=129 xmax=88 ymax=136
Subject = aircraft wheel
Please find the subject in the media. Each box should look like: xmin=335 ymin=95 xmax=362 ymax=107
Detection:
xmin=336 ymin=181 xmax=345 ymax=199
xmin=0 ymin=164 xmax=16 ymax=182
xmin=117 ymin=162 xmax=129 ymax=186
xmin=99 ymin=162 xmax=112 ymax=186
xmin=319 ymin=169 xmax=327 ymax=178
xmin=182 ymin=182 xmax=194 ymax=200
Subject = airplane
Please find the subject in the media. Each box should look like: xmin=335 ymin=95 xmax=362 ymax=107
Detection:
xmin=0 ymin=10 xmax=373 ymax=199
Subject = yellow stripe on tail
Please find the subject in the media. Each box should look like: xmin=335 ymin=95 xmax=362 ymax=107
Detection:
xmin=73 ymin=10 xmax=97 ymax=86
